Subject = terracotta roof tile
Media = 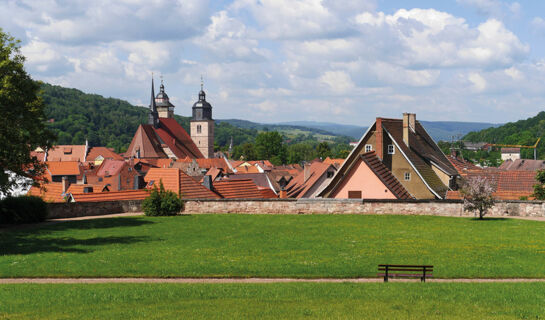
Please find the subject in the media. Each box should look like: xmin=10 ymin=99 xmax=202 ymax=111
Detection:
xmin=97 ymin=159 xmax=126 ymax=177
xmin=499 ymin=159 xmax=545 ymax=171
xmin=144 ymin=168 xmax=220 ymax=199
xmin=286 ymin=162 xmax=335 ymax=198
xmin=447 ymin=155 xmax=481 ymax=174
xmin=46 ymin=161 xmax=81 ymax=176
xmin=212 ymin=179 xmax=264 ymax=199
xmin=27 ymin=183 xmax=66 ymax=203
xmin=46 ymin=145 xmax=87 ymax=162
xmin=86 ymin=147 xmax=123 ymax=161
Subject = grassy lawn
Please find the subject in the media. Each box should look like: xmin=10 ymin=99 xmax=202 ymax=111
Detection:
xmin=1 ymin=282 xmax=545 ymax=319
xmin=1 ymin=214 xmax=545 ymax=278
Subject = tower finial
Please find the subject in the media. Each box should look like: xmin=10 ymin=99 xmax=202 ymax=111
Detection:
xmin=200 ymin=75 xmax=203 ymax=91
xmin=160 ymin=74 xmax=163 ymax=86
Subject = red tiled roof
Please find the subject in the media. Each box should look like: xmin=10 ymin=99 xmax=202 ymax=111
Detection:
xmin=455 ymin=169 xmax=537 ymax=200
xmin=66 ymin=184 xmax=94 ymax=194
xmin=360 ymin=151 xmax=413 ymax=200
xmin=447 ymin=155 xmax=481 ymax=174
xmin=177 ymin=157 xmax=232 ymax=173
xmin=257 ymin=187 xmax=278 ymax=199
xmin=286 ymin=162 xmax=335 ymax=198
xmin=323 ymin=157 xmax=345 ymax=167
xmin=70 ymin=189 xmax=150 ymax=202
xmin=46 ymin=145 xmax=87 ymax=162
xmin=205 ymin=167 xmax=222 ymax=181
xmin=86 ymin=147 xmax=123 ymax=161
xmin=499 ymin=159 xmax=545 ymax=171
xmin=235 ymin=165 xmax=261 ymax=174
xmin=212 ymin=179 xmax=264 ymax=199
xmin=27 ymin=183 xmax=66 ymax=203
xmin=144 ymin=168 xmax=220 ymax=199
xmin=97 ymin=159 xmax=126 ymax=177
xmin=46 ymin=161 xmax=81 ymax=176
xmin=501 ymin=148 xmax=520 ymax=154
xmin=157 ymin=118 xmax=204 ymax=158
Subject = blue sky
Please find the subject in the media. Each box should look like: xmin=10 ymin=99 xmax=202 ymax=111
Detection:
xmin=2 ymin=0 xmax=545 ymax=126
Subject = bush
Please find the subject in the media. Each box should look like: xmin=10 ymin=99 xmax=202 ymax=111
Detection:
xmin=142 ymin=181 xmax=184 ymax=216
xmin=0 ymin=195 xmax=49 ymax=224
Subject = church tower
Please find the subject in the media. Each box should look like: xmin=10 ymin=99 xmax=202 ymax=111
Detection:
xmin=155 ymin=79 xmax=175 ymax=118
xmin=190 ymin=79 xmax=214 ymax=158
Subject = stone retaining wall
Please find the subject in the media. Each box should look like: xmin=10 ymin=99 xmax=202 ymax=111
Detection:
xmin=47 ymin=198 xmax=545 ymax=219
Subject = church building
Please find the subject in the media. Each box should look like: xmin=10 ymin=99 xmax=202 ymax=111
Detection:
xmin=125 ymin=77 xmax=211 ymax=160
xmin=190 ymin=80 xmax=214 ymax=158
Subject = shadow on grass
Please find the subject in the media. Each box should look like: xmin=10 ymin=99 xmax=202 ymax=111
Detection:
xmin=469 ymin=217 xmax=510 ymax=221
xmin=48 ymin=217 xmax=156 ymax=231
xmin=0 ymin=235 xmax=152 ymax=255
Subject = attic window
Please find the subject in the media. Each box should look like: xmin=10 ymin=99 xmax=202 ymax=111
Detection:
xmin=388 ymin=145 xmax=395 ymax=154
xmin=404 ymin=172 xmax=411 ymax=181
xmin=147 ymin=180 xmax=155 ymax=187
xmin=365 ymin=144 xmax=373 ymax=152
xmin=327 ymin=171 xmax=334 ymax=178
xmin=63 ymin=147 xmax=72 ymax=154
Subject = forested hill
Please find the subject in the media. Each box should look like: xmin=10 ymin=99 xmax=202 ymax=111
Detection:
xmin=40 ymin=83 xmax=256 ymax=152
xmin=39 ymin=83 xmax=348 ymax=153
xmin=463 ymin=111 xmax=545 ymax=158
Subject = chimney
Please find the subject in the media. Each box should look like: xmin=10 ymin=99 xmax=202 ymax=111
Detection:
xmin=62 ymin=176 xmax=70 ymax=193
xmin=303 ymin=163 xmax=311 ymax=183
xmin=403 ymin=113 xmax=416 ymax=147
xmin=279 ymin=189 xmax=287 ymax=199
xmin=375 ymin=118 xmax=383 ymax=159
xmin=202 ymin=175 xmax=213 ymax=190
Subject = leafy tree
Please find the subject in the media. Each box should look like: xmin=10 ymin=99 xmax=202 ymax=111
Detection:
xmin=232 ymin=142 xmax=256 ymax=161
xmin=142 ymin=181 xmax=183 ymax=216
xmin=0 ymin=29 xmax=55 ymax=196
xmin=460 ymin=176 xmax=496 ymax=219
xmin=532 ymin=169 xmax=545 ymax=200
xmin=316 ymin=142 xmax=331 ymax=159
xmin=255 ymin=131 xmax=287 ymax=163
xmin=287 ymin=143 xmax=315 ymax=164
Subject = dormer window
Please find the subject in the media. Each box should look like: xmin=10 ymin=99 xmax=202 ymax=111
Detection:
xmin=365 ymin=144 xmax=373 ymax=152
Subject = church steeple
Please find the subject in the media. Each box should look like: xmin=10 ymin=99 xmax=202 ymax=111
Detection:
xmin=148 ymin=75 xmax=159 ymax=128
xmin=190 ymin=76 xmax=215 ymax=158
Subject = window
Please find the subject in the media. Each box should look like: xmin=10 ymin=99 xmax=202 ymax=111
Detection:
xmin=348 ymin=191 xmax=362 ymax=199
xmin=326 ymin=171 xmax=334 ymax=178
xmin=365 ymin=144 xmax=373 ymax=152
xmin=197 ymin=125 xmax=202 ymax=134
xmin=404 ymin=172 xmax=411 ymax=181
xmin=388 ymin=145 xmax=395 ymax=154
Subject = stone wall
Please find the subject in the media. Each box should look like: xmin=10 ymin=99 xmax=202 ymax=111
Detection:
xmin=46 ymin=198 xmax=545 ymax=219
xmin=47 ymin=200 xmax=142 ymax=219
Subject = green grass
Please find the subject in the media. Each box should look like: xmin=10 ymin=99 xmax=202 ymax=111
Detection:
xmin=2 ymin=283 xmax=545 ymax=319
xmin=1 ymin=214 xmax=545 ymax=278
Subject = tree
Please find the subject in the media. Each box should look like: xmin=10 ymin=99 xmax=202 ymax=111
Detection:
xmin=255 ymin=131 xmax=287 ymax=163
xmin=532 ymin=169 xmax=545 ymax=200
xmin=0 ymin=29 xmax=55 ymax=196
xmin=316 ymin=142 xmax=331 ymax=159
xmin=460 ymin=176 xmax=496 ymax=219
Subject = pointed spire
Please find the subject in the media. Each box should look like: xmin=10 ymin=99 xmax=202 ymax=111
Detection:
xmin=199 ymin=75 xmax=206 ymax=101
xmin=148 ymin=73 xmax=159 ymax=128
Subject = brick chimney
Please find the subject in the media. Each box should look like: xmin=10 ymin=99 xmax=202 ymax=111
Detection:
xmin=279 ymin=189 xmax=287 ymax=199
xmin=62 ymin=176 xmax=70 ymax=193
xmin=403 ymin=113 xmax=416 ymax=147
xmin=375 ymin=118 xmax=383 ymax=159
xmin=303 ymin=163 xmax=311 ymax=183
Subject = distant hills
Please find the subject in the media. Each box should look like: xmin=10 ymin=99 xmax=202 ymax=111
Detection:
xmin=277 ymin=120 xmax=500 ymax=142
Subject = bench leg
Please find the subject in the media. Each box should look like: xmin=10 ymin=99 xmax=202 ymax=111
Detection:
xmin=384 ymin=276 xmax=388 ymax=282
xmin=421 ymin=277 xmax=425 ymax=282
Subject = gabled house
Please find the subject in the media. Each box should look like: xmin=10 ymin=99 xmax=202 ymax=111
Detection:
xmin=319 ymin=113 xmax=458 ymax=199
xmin=328 ymin=151 xmax=413 ymax=199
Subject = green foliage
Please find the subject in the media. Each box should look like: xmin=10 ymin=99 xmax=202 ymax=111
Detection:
xmin=460 ymin=177 xmax=495 ymax=219
xmin=532 ymin=169 xmax=545 ymax=200
xmin=316 ymin=142 xmax=331 ymax=159
xmin=142 ymin=181 xmax=183 ymax=216
xmin=0 ymin=29 xmax=55 ymax=195
xmin=464 ymin=111 xmax=545 ymax=159
xmin=0 ymin=195 xmax=48 ymax=224
xmin=255 ymin=131 xmax=287 ymax=164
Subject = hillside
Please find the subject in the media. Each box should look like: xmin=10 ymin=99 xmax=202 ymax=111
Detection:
xmin=280 ymin=120 xmax=498 ymax=141
xmin=39 ymin=83 xmax=349 ymax=153
xmin=464 ymin=111 xmax=545 ymax=159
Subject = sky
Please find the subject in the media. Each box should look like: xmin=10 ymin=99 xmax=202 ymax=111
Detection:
xmin=2 ymin=0 xmax=545 ymax=126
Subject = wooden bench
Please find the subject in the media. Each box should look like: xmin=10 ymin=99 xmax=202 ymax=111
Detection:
xmin=378 ymin=264 xmax=433 ymax=282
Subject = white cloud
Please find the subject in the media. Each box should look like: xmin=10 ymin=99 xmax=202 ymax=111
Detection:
xmin=319 ymin=71 xmax=355 ymax=94
xmin=468 ymin=72 xmax=487 ymax=92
